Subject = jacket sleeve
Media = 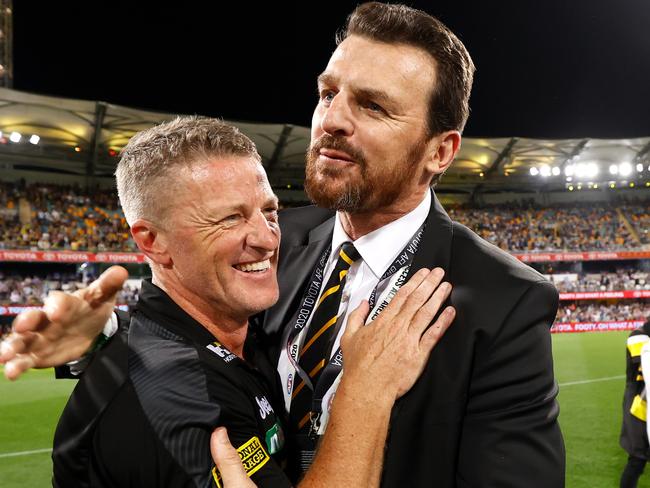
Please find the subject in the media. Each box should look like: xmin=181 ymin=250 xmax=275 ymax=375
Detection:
xmin=457 ymin=279 xmax=565 ymax=487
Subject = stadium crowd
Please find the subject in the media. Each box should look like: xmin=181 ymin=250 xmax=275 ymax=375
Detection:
xmin=448 ymin=201 xmax=649 ymax=252
xmin=556 ymin=301 xmax=649 ymax=323
xmin=623 ymin=203 xmax=650 ymax=245
xmin=0 ymin=271 xmax=140 ymax=307
xmin=550 ymin=270 xmax=649 ymax=292
xmin=0 ymin=182 xmax=135 ymax=252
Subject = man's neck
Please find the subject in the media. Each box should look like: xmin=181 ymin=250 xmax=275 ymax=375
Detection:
xmin=152 ymin=275 xmax=248 ymax=358
xmin=339 ymin=188 xmax=428 ymax=240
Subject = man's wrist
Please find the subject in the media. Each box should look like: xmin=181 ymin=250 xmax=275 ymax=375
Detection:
xmin=90 ymin=312 xmax=118 ymax=351
xmin=66 ymin=312 xmax=119 ymax=375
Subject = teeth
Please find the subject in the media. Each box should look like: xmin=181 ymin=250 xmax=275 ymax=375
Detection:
xmin=235 ymin=259 xmax=271 ymax=273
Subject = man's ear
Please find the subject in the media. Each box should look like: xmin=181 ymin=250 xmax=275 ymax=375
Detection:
xmin=424 ymin=130 xmax=461 ymax=177
xmin=130 ymin=219 xmax=172 ymax=266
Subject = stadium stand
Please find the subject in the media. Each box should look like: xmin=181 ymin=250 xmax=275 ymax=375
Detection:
xmin=0 ymin=271 xmax=139 ymax=306
xmin=549 ymin=270 xmax=649 ymax=292
xmin=447 ymin=201 xmax=648 ymax=251
xmin=0 ymin=181 xmax=135 ymax=252
xmin=556 ymin=301 xmax=648 ymax=323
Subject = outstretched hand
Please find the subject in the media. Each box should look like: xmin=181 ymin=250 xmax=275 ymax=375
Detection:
xmin=340 ymin=267 xmax=455 ymax=401
xmin=0 ymin=265 xmax=129 ymax=380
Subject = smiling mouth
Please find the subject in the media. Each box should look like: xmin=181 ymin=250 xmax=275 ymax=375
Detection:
xmin=234 ymin=259 xmax=271 ymax=273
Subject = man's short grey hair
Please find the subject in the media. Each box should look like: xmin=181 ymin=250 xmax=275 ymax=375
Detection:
xmin=115 ymin=116 xmax=261 ymax=225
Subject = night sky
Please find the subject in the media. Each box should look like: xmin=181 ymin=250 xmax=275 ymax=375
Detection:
xmin=12 ymin=0 xmax=650 ymax=139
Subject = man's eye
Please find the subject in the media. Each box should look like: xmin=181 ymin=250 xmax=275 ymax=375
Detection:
xmin=366 ymin=101 xmax=383 ymax=113
xmin=321 ymin=91 xmax=335 ymax=103
xmin=222 ymin=214 xmax=241 ymax=224
xmin=264 ymin=208 xmax=279 ymax=221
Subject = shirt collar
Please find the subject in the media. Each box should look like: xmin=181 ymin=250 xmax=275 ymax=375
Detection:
xmin=135 ymin=279 xmax=261 ymax=364
xmin=331 ymin=190 xmax=431 ymax=279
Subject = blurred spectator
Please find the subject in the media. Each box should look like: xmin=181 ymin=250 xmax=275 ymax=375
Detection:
xmin=619 ymin=319 xmax=650 ymax=488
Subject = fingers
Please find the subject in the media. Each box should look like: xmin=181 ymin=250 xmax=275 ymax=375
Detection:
xmin=211 ymin=427 xmax=256 ymax=488
xmin=340 ymin=300 xmax=369 ymax=352
xmin=0 ymin=332 xmax=34 ymax=361
xmin=3 ymin=354 xmax=36 ymax=381
xmin=409 ymin=281 xmax=453 ymax=337
xmin=376 ymin=268 xmax=430 ymax=323
xmin=84 ymin=266 xmax=129 ymax=308
xmin=11 ymin=309 xmax=50 ymax=333
xmin=419 ymin=306 xmax=455 ymax=355
xmin=42 ymin=291 xmax=84 ymax=324
xmin=397 ymin=268 xmax=445 ymax=322
xmin=346 ymin=300 xmax=370 ymax=335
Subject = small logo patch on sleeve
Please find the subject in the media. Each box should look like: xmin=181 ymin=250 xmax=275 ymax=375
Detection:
xmin=211 ymin=436 xmax=270 ymax=487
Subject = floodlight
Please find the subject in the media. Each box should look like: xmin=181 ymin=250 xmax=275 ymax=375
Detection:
xmin=574 ymin=163 xmax=587 ymax=178
xmin=619 ymin=162 xmax=632 ymax=176
xmin=586 ymin=163 xmax=599 ymax=178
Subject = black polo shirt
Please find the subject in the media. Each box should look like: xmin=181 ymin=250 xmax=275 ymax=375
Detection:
xmin=53 ymin=280 xmax=291 ymax=488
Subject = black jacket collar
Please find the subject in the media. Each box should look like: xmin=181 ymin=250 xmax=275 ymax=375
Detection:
xmin=135 ymin=280 xmax=260 ymax=363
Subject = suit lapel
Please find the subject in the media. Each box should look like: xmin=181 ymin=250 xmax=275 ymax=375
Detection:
xmin=262 ymin=216 xmax=334 ymax=337
xmin=408 ymin=190 xmax=454 ymax=279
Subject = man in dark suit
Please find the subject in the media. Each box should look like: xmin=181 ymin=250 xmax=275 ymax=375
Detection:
xmin=1 ymin=3 xmax=564 ymax=486
xmin=259 ymin=3 xmax=564 ymax=486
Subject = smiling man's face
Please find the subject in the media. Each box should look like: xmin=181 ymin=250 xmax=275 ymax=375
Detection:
xmin=306 ymin=35 xmax=437 ymax=213
xmin=164 ymin=156 xmax=281 ymax=324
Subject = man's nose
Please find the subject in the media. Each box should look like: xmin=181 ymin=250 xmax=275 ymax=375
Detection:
xmin=246 ymin=212 xmax=280 ymax=252
xmin=320 ymin=95 xmax=354 ymax=137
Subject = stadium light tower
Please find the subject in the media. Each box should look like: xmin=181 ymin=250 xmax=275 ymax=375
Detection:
xmin=0 ymin=0 xmax=12 ymax=88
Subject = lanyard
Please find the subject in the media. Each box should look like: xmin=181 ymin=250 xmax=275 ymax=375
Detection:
xmin=283 ymin=223 xmax=426 ymax=433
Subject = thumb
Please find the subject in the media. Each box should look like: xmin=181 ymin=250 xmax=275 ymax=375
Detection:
xmin=84 ymin=266 xmax=129 ymax=308
xmin=211 ymin=427 xmax=255 ymax=488
xmin=343 ymin=300 xmax=370 ymax=340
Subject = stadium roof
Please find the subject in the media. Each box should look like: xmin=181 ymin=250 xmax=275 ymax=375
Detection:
xmin=0 ymin=87 xmax=648 ymax=195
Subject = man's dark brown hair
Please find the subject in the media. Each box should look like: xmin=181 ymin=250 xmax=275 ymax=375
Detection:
xmin=337 ymin=2 xmax=475 ymax=137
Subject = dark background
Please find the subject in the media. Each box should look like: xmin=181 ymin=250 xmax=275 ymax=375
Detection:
xmin=12 ymin=0 xmax=650 ymax=138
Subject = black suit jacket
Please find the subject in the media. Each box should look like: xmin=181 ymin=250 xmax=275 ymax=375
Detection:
xmin=258 ymin=192 xmax=565 ymax=487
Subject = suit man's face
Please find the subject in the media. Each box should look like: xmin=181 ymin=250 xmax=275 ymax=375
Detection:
xmin=306 ymin=35 xmax=436 ymax=213
xmin=163 ymin=157 xmax=281 ymax=324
